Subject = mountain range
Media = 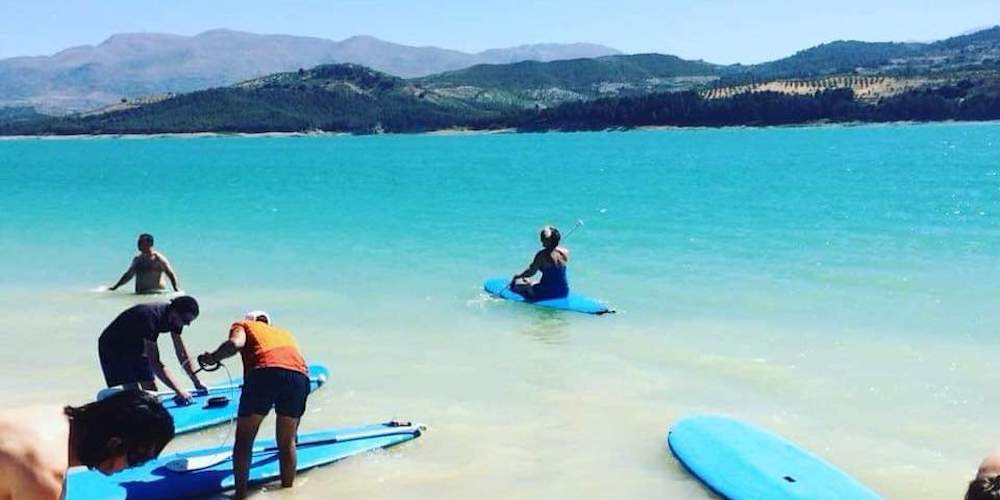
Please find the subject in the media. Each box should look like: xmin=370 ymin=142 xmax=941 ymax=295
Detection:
xmin=2 ymin=26 xmax=999 ymax=135
xmin=0 ymin=29 xmax=619 ymax=112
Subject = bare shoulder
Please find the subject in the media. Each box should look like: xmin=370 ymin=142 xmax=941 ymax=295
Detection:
xmin=0 ymin=407 xmax=67 ymax=499
xmin=0 ymin=453 xmax=65 ymax=500
xmin=555 ymin=246 xmax=570 ymax=262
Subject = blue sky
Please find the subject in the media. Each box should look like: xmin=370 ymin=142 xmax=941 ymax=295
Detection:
xmin=1 ymin=0 xmax=998 ymax=63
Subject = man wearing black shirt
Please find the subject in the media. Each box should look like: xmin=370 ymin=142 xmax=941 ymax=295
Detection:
xmin=98 ymin=296 xmax=206 ymax=404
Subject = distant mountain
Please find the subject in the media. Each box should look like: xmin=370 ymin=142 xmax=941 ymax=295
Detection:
xmin=476 ymin=43 xmax=622 ymax=64
xmin=5 ymin=26 xmax=1000 ymax=135
xmin=7 ymin=25 xmax=998 ymax=115
xmin=3 ymin=64 xmax=502 ymax=135
xmin=417 ymin=54 xmax=723 ymax=108
xmin=0 ymin=29 xmax=620 ymax=113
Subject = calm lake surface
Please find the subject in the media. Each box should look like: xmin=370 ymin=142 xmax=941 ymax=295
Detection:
xmin=1 ymin=123 xmax=998 ymax=498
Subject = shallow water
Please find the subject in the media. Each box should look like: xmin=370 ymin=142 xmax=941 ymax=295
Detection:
xmin=1 ymin=123 xmax=999 ymax=498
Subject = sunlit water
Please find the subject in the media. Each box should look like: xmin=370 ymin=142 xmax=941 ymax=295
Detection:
xmin=1 ymin=123 xmax=998 ymax=498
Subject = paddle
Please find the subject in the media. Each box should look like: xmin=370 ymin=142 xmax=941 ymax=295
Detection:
xmin=165 ymin=422 xmax=424 ymax=473
xmin=562 ymin=219 xmax=585 ymax=239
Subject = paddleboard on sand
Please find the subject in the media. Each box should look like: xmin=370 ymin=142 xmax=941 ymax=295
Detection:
xmin=483 ymin=278 xmax=613 ymax=315
xmin=667 ymin=415 xmax=881 ymax=500
xmin=67 ymin=421 xmax=424 ymax=500
xmin=97 ymin=364 xmax=330 ymax=435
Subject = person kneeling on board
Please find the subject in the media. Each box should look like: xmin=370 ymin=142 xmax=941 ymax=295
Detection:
xmin=510 ymin=225 xmax=571 ymax=300
xmin=98 ymin=295 xmax=206 ymax=404
xmin=198 ymin=310 xmax=311 ymax=499
xmin=0 ymin=391 xmax=174 ymax=500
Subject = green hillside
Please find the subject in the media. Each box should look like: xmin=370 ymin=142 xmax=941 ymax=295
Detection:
xmin=2 ymin=64 xmax=502 ymax=135
xmin=724 ymin=25 xmax=1000 ymax=83
xmin=4 ymin=27 xmax=1000 ymax=136
xmin=416 ymin=54 xmax=722 ymax=108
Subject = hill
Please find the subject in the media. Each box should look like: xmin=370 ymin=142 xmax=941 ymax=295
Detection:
xmin=724 ymin=25 xmax=1000 ymax=83
xmin=416 ymin=54 xmax=722 ymax=108
xmin=5 ymin=27 xmax=1000 ymax=135
xmin=0 ymin=30 xmax=620 ymax=113
xmin=1 ymin=64 xmax=504 ymax=135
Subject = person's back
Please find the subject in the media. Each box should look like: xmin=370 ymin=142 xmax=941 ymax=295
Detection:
xmin=236 ymin=319 xmax=308 ymax=377
xmin=99 ymin=302 xmax=169 ymax=359
xmin=534 ymin=246 xmax=570 ymax=299
xmin=0 ymin=392 xmax=174 ymax=500
xmin=0 ymin=405 xmax=69 ymax=499
xmin=510 ymin=225 xmax=571 ymax=300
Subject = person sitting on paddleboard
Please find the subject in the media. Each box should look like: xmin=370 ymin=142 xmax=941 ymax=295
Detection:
xmin=109 ymin=233 xmax=181 ymax=294
xmin=966 ymin=449 xmax=1000 ymax=499
xmin=510 ymin=225 xmax=570 ymax=300
xmin=97 ymin=296 xmax=206 ymax=404
xmin=0 ymin=391 xmax=174 ymax=499
xmin=198 ymin=311 xmax=310 ymax=500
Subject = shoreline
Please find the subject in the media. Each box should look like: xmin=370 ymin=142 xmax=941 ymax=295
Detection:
xmin=0 ymin=119 xmax=997 ymax=141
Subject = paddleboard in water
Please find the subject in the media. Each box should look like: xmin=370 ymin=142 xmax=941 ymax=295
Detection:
xmin=67 ymin=421 xmax=424 ymax=500
xmin=667 ymin=415 xmax=881 ymax=500
xmin=483 ymin=278 xmax=613 ymax=315
xmin=96 ymin=364 xmax=330 ymax=435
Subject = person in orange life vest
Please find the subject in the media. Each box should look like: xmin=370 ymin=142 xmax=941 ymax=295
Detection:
xmin=198 ymin=311 xmax=309 ymax=499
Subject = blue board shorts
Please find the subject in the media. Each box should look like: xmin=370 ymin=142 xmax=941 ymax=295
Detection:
xmin=98 ymin=347 xmax=153 ymax=387
xmin=238 ymin=367 xmax=310 ymax=418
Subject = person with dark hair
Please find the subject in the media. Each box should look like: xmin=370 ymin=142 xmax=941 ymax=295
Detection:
xmin=967 ymin=451 xmax=1000 ymax=499
xmin=0 ymin=391 xmax=174 ymax=499
xmin=509 ymin=225 xmax=571 ymax=300
xmin=109 ymin=233 xmax=181 ymax=294
xmin=198 ymin=310 xmax=310 ymax=499
xmin=98 ymin=295 xmax=206 ymax=404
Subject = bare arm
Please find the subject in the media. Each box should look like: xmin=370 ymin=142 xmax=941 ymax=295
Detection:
xmin=158 ymin=253 xmax=180 ymax=291
xmin=511 ymin=253 xmax=543 ymax=282
xmin=144 ymin=339 xmax=189 ymax=401
xmin=202 ymin=325 xmax=247 ymax=365
xmin=109 ymin=259 xmax=136 ymax=291
xmin=170 ymin=332 xmax=204 ymax=391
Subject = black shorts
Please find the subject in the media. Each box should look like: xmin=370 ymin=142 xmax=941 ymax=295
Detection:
xmin=98 ymin=346 xmax=153 ymax=387
xmin=238 ymin=367 xmax=310 ymax=418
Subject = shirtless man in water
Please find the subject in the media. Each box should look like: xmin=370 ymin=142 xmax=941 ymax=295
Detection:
xmin=109 ymin=233 xmax=180 ymax=293
xmin=0 ymin=391 xmax=174 ymax=499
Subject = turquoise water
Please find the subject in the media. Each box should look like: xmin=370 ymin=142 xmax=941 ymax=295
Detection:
xmin=1 ymin=124 xmax=999 ymax=498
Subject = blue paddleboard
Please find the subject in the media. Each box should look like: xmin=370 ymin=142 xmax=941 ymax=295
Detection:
xmin=483 ymin=278 xmax=612 ymax=315
xmin=67 ymin=421 xmax=424 ymax=500
xmin=667 ymin=415 xmax=881 ymax=500
xmin=96 ymin=364 xmax=330 ymax=435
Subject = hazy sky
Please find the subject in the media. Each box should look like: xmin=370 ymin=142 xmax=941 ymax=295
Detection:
xmin=1 ymin=0 xmax=998 ymax=63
